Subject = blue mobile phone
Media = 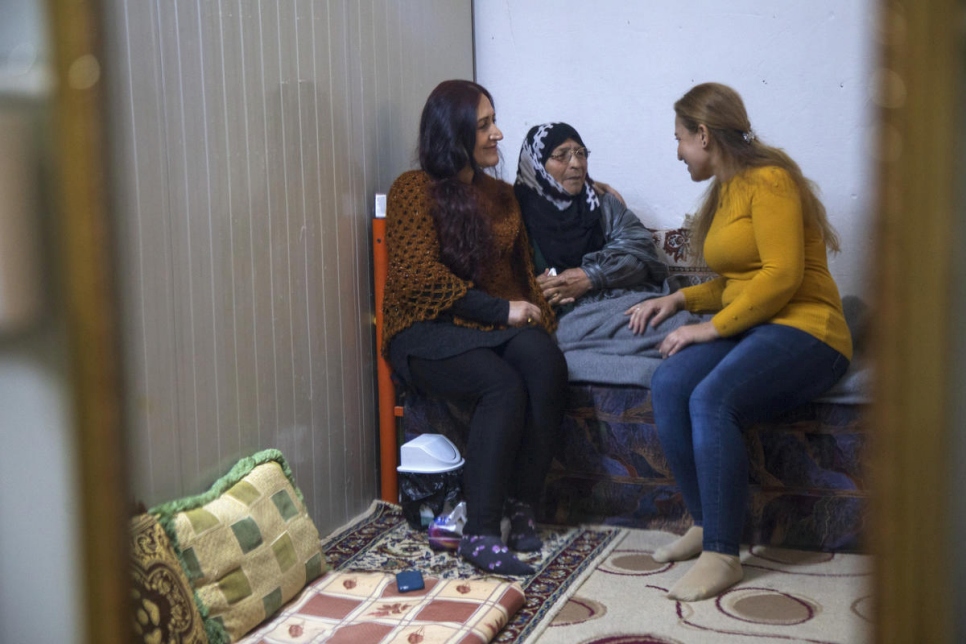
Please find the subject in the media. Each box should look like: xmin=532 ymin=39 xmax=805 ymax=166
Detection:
xmin=395 ymin=570 xmax=425 ymax=593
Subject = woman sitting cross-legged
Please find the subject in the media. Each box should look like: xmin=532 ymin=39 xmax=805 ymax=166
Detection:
xmin=382 ymin=80 xmax=568 ymax=575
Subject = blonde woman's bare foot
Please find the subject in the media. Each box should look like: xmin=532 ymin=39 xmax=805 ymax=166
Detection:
xmin=667 ymin=551 xmax=742 ymax=602
xmin=652 ymin=526 xmax=703 ymax=563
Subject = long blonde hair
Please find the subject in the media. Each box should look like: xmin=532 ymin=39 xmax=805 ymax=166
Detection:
xmin=674 ymin=83 xmax=840 ymax=258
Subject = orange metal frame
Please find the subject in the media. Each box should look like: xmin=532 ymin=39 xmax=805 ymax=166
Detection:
xmin=372 ymin=217 xmax=404 ymax=502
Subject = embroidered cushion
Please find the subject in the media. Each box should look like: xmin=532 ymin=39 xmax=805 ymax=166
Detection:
xmin=649 ymin=226 xmax=716 ymax=290
xmin=151 ymin=449 xmax=328 ymax=643
xmin=130 ymin=513 xmax=208 ymax=643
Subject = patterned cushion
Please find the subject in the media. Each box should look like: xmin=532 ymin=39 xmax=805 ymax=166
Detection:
xmin=649 ymin=226 xmax=716 ymax=289
xmin=130 ymin=513 xmax=208 ymax=644
xmin=237 ymin=570 xmax=525 ymax=644
xmin=151 ymin=449 xmax=328 ymax=643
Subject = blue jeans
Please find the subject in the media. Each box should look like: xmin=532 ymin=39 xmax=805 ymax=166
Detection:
xmin=650 ymin=323 xmax=850 ymax=556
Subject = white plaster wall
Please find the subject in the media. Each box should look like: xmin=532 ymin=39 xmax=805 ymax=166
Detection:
xmin=474 ymin=0 xmax=878 ymax=298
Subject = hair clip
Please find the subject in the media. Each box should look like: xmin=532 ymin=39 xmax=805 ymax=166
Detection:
xmin=742 ymin=130 xmax=757 ymax=143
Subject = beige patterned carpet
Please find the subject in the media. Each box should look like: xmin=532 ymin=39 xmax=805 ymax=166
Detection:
xmin=321 ymin=501 xmax=626 ymax=643
xmin=536 ymin=529 xmax=873 ymax=644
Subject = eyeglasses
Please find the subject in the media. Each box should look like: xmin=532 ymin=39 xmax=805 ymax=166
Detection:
xmin=547 ymin=147 xmax=590 ymax=163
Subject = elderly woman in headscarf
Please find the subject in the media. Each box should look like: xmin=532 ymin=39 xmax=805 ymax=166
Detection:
xmin=515 ymin=122 xmax=667 ymax=310
xmin=515 ymin=122 xmax=705 ymax=385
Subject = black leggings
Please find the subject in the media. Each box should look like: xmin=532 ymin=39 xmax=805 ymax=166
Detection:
xmin=408 ymin=328 xmax=568 ymax=536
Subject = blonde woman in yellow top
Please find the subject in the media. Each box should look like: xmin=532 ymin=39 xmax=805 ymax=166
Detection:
xmin=626 ymin=83 xmax=852 ymax=602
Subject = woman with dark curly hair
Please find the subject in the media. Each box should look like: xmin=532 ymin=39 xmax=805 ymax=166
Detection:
xmin=382 ymin=79 xmax=567 ymax=575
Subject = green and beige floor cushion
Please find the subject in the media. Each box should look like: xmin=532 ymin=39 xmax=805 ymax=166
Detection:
xmin=149 ymin=449 xmax=328 ymax=643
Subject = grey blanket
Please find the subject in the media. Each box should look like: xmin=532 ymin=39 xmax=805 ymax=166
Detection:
xmin=555 ymin=287 xmax=707 ymax=387
xmin=556 ymin=290 xmax=873 ymax=403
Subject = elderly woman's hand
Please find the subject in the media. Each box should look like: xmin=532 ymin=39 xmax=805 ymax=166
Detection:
xmin=624 ymin=292 xmax=685 ymax=335
xmin=541 ymin=268 xmax=592 ymax=306
xmin=508 ymin=300 xmax=542 ymax=327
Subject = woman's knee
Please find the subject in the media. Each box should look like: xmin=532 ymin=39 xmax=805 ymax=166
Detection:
xmin=479 ymin=366 xmax=527 ymax=406
xmin=543 ymin=343 xmax=568 ymax=388
xmin=688 ymin=388 xmax=741 ymax=429
xmin=651 ymin=358 xmax=690 ymax=401
xmin=507 ymin=330 xmax=568 ymax=386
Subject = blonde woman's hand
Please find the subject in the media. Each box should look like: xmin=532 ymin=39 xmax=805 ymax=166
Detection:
xmin=508 ymin=301 xmax=542 ymax=327
xmin=624 ymin=292 xmax=685 ymax=335
xmin=659 ymin=321 xmax=720 ymax=357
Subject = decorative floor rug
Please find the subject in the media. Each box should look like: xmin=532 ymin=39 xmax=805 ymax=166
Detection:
xmin=537 ymin=528 xmax=873 ymax=643
xmin=321 ymin=500 xmax=626 ymax=643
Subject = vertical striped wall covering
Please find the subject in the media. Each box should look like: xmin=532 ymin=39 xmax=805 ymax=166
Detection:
xmin=103 ymin=0 xmax=473 ymax=532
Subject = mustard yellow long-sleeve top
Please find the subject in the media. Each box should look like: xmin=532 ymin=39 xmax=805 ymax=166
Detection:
xmin=680 ymin=166 xmax=853 ymax=360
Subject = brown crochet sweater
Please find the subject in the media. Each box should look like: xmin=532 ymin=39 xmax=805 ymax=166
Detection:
xmin=382 ymin=170 xmax=555 ymax=355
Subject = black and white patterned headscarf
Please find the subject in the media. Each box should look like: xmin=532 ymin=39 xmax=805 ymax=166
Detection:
xmin=514 ymin=122 xmax=604 ymax=271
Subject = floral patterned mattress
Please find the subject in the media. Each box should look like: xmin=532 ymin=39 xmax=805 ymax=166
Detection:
xmin=401 ymin=383 xmax=868 ymax=553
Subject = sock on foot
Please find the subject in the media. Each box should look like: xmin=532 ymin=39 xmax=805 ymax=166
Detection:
xmin=505 ymin=499 xmax=542 ymax=552
xmin=667 ymin=551 xmax=743 ymax=602
xmin=458 ymin=535 xmax=535 ymax=575
xmin=652 ymin=526 xmax=704 ymax=563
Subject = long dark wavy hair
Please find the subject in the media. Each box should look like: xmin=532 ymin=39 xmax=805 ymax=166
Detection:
xmin=675 ymin=82 xmax=840 ymax=259
xmin=419 ymin=79 xmax=497 ymax=283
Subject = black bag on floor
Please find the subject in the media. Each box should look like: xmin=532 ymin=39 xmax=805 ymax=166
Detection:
xmin=398 ymin=468 xmax=463 ymax=530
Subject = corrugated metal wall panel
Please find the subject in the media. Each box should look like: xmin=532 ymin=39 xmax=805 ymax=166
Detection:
xmin=107 ymin=0 xmax=473 ymax=532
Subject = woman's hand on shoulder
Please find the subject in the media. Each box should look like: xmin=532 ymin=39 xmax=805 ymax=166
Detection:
xmin=508 ymin=300 xmax=543 ymax=327
xmin=592 ymin=180 xmax=626 ymax=205
xmin=624 ymin=292 xmax=685 ymax=335
xmin=658 ymin=321 xmax=719 ymax=357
